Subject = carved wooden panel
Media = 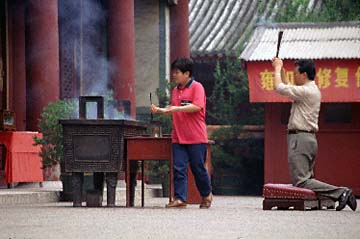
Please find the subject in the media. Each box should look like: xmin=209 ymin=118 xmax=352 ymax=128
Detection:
xmin=59 ymin=0 xmax=81 ymax=99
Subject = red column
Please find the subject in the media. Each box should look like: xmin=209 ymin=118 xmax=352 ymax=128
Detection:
xmin=8 ymin=0 xmax=26 ymax=130
xmin=27 ymin=0 xmax=59 ymax=131
xmin=170 ymin=0 xmax=190 ymax=63
xmin=108 ymin=0 xmax=136 ymax=119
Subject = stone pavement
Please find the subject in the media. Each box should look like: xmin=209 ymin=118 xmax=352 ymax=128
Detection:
xmin=0 ymin=183 xmax=359 ymax=239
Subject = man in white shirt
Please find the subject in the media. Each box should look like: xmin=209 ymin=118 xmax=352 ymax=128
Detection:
xmin=272 ymin=57 xmax=356 ymax=211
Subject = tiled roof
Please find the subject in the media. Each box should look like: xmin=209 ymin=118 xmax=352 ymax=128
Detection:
xmin=240 ymin=21 xmax=360 ymax=61
xmin=189 ymin=0 xmax=323 ymax=58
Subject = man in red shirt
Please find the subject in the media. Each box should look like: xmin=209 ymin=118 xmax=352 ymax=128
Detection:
xmin=151 ymin=57 xmax=213 ymax=208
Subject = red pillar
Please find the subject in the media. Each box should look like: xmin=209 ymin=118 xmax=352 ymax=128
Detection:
xmin=8 ymin=0 xmax=26 ymax=130
xmin=170 ymin=0 xmax=190 ymax=63
xmin=27 ymin=0 xmax=59 ymax=131
xmin=108 ymin=0 xmax=136 ymax=118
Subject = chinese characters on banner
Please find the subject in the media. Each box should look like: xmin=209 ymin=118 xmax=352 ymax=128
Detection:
xmin=247 ymin=60 xmax=360 ymax=102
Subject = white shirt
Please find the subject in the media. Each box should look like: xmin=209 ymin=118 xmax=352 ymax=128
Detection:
xmin=276 ymin=81 xmax=321 ymax=132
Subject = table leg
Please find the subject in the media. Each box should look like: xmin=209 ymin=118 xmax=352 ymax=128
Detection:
xmin=126 ymin=158 xmax=130 ymax=207
xmin=169 ymin=154 xmax=173 ymax=202
xmin=141 ymin=160 xmax=144 ymax=207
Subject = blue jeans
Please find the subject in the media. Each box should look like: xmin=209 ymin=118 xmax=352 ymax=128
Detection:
xmin=172 ymin=143 xmax=212 ymax=202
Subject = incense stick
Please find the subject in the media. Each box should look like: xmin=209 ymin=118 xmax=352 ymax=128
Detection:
xmin=276 ymin=31 xmax=284 ymax=57
xmin=150 ymin=92 xmax=153 ymax=121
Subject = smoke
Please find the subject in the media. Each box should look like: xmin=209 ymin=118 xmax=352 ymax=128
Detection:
xmin=78 ymin=0 xmax=109 ymax=95
xmin=59 ymin=0 xmax=129 ymax=120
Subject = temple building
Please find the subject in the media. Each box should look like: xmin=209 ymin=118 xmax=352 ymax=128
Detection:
xmin=0 ymin=0 xmax=190 ymax=186
xmin=0 ymin=0 xmax=189 ymax=130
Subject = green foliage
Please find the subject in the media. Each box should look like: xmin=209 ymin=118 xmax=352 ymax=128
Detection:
xmin=257 ymin=0 xmax=267 ymax=16
xmin=210 ymin=125 xmax=244 ymax=140
xmin=146 ymin=161 xmax=170 ymax=180
xmin=33 ymin=100 xmax=76 ymax=169
xmin=207 ymin=59 xmax=242 ymax=124
xmin=275 ymin=0 xmax=314 ymax=22
xmin=212 ymin=135 xmax=263 ymax=171
xmin=318 ymin=0 xmax=360 ymax=21
xmin=207 ymin=58 xmax=264 ymax=125
xmin=265 ymin=0 xmax=360 ymax=22
xmin=210 ymin=125 xmax=264 ymax=195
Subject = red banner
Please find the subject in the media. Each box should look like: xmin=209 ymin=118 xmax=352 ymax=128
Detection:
xmin=246 ymin=59 xmax=360 ymax=102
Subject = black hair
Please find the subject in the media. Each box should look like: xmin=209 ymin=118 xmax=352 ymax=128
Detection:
xmin=171 ymin=57 xmax=193 ymax=77
xmin=295 ymin=59 xmax=316 ymax=81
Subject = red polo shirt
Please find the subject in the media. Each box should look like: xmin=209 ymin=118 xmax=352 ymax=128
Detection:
xmin=171 ymin=79 xmax=208 ymax=144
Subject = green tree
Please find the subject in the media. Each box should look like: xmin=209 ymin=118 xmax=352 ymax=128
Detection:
xmin=271 ymin=0 xmax=360 ymax=22
xmin=207 ymin=58 xmax=263 ymax=125
xmin=275 ymin=0 xmax=313 ymax=22
xmin=318 ymin=0 xmax=360 ymax=21
xmin=33 ymin=100 xmax=76 ymax=168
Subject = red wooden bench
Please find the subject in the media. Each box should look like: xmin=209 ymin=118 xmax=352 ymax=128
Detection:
xmin=263 ymin=183 xmax=335 ymax=210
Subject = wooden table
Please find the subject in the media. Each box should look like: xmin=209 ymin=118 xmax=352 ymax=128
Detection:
xmin=125 ymin=137 xmax=172 ymax=207
xmin=125 ymin=137 xmax=213 ymax=207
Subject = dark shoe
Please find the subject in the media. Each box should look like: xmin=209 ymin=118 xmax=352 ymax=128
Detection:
xmin=200 ymin=193 xmax=213 ymax=209
xmin=336 ymin=189 xmax=352 ymax=211
xmin=347 ymin=191 xmax=357 ymax=211
xmin=166 ymin=199 xmax=187 ymax=208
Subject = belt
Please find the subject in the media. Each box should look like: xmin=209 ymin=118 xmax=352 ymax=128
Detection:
xmin=288 ymin=129 xmax=315 ymax=134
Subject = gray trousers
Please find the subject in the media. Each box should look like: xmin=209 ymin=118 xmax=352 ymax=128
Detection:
xmin=287 ymin=133 xmax=346 ymax=201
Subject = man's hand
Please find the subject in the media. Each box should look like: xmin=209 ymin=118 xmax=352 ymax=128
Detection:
xmin=272 ymin=57 xmax=284 ymax=89
xmin=150 ymin=104 xmax=172 ymax=115
xmin=150 ymin=104 xmax=162 ymax=113
xmin=272 ymin=57 xmax=283 ymax=71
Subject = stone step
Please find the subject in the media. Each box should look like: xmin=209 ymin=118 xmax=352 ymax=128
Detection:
xmin=0 ymin=180 xmax=164 ymax=206
xmin=0 ymin=191 xmax=60 ymax=205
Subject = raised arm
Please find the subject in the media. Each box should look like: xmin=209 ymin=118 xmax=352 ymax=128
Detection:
xmin=272 ymin=57 xmax=288 ymax=89
xmin=281 ymin=66 xmax=289 ymax=84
